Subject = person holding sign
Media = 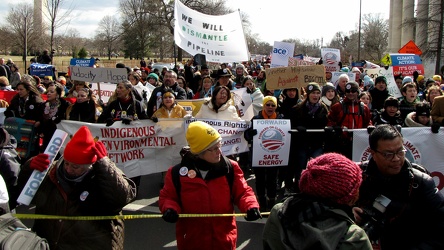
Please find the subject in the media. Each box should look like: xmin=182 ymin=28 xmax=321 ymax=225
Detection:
xmin=263 ymin=153 xmax=372 ymax=250
xmin=13 ymin=126 xmax=136 ymax=250
xmin=159 ymin=121 xmax=261 ymax=250
xmin=244 ymin=96 xmax=283 ymax=211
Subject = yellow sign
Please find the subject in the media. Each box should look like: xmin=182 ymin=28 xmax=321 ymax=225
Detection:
xmin=381 ymin=54 xmax=392 ymax=66
xmin=265 ymin=65 xmax=325 ymax=90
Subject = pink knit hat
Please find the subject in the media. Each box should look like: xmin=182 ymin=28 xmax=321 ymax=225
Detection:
xmin=299 ymin=153 xmax=362 ymax=205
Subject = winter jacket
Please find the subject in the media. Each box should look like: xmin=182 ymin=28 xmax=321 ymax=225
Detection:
xmin=18 ymin=157 xmax=136 ymax=250
xmin=159 ymin=157 xmax=258 ymax=250
xmin=152 ymin=104 xmax=187 ymax=118
xmin=372 ymin=110 xmax=404 ymax=126
xmin=357 ymin=159 xmax=444 ymax=249
xmin=404 ymin=111 xmax=432 ymax=127
xmin=66 ymin=100 xmax=102 ymax=123
xmin=398 ymin=97 xmax=419 ymax=121
xmin=263 ymin=194 xmax=372 ymax=250
xmin=327 ymin=98 xmax=372 ymax=129
xmin=369 ymin=88 xmax=391 ymax=112
xmin=147 ymin=83 xmax=187 ymax=117
xmin=5 ymin=94 xmax=44 ymax=121
xmin=290 ymin=101 xmax=329 ymax=150
xmin=195 ymin=99 xmax=241 ymax=121
xmin=98 ymin=97 xmax=147 ymax=123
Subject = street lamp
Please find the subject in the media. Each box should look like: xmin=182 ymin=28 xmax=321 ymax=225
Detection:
xmin=358 ymin=0 xmax=362 ymax=61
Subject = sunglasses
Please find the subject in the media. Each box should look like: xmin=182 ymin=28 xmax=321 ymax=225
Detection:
xmin=265 ymin=103 xmax=276 ymax=107
xmin=345 ymin=89 xmax=358 ymax=93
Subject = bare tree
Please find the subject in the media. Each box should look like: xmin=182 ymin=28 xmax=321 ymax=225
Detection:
xmin=95 ymin=16 xmax=122 ymax=60
xmin=42 ymin=0 xmax=75 ymax=58
xmin=5 ymin=3 xmax=38 ymax=67
xmin=361 ymin=14 xmax=389 ymax=63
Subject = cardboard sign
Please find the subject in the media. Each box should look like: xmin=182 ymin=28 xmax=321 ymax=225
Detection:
xmin=265 ymin=65 xmax=325 ymax=90
xmin=17 ymin=129 xmax=68 ymax=205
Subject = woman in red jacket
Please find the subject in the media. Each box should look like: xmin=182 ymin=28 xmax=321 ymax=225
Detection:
xmin=159 ymin=121 xmax=261 ymax=250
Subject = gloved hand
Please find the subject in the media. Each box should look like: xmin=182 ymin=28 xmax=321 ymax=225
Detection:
xmin=52 ymin=116 xmax=62 ymax=124
xmin=431 ymin=123 xmax=441 ymax=134
xmin=162 ymin=209 xmax=179 ymax=223
xmin=3 ymin=110 xmax=14 ymax=117
xmin=94 ymin=141 xmax=108 ymax=160
xmin=152 ymin=117 xmax=159 ymax=123
xmin=122 ymin=118 xmax=132 ymax=125
xmin=106 ymin=118 xmax=114 ymax=127
xmin=367 ymin=125 xmax=376 ymax=134
xmin=324 ymin=126 xmax=334 ymax=133
xmin=245 ymin=207 xmax=262 ymax=221
xmin=30 ymin=153 xmax=50 ymax=172
xmin=333 ymin=126 xmax=343 ymax=134
xmin=248 ymin=129 xmax=258 ymax=137
xmin=296 ymin=126 xmax=306 ymax=133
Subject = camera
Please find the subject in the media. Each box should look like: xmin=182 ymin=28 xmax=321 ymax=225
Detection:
xmin=360 ymin=195 xmax=391 ymax=241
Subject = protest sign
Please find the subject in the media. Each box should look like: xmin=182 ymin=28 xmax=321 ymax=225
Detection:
xmin=251 ymin=119 xmax=291 ymax=167
xmin=70 ymin=58 xmax=95 ymax=67
xmin=30 ymin=63 xmax=54 ymax=78
xmin=174 ymin=0 xmax=248 ymax=63
xmin=90 ymin=82 xmax=116 ymax=104
xmin=321 ymin=48 xmax=341 ymax=72
xmin=17 ymin=129 xmax=68 ymax=205
xmin=265 ymin=65 xmax=325 ymax=90
xmin=271 ymin=41 xmax=295 ymax=68
xmin=353 ymin=127 xmax=444 ymax=194
xmin=365 ymin=67 xmax=402 ymax=98
xmin=70 ymin=66 xmax=127 ymax=83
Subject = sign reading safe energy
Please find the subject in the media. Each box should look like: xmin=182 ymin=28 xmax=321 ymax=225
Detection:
xmin=265 ymin=65 xmax=325 ymax=90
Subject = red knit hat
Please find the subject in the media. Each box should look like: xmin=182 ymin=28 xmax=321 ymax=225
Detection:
xmin=64 ymin=126 xmax=97 ymax=164
xmin=299 ymin=153 xmax=362 ymax=205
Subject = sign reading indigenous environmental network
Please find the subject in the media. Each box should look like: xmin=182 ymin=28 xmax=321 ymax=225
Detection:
xmin=251 ymin=120 xmax=291 ymax=167
xmin=353 ymin=127 xmax=444 ymax=194
xmin=174 ymin=0 xmax=249 ymax=62
xmin=265 ymin=65 xmax=325 ymax=90
xmin=70 ymin=66 xmax=127 ymax=83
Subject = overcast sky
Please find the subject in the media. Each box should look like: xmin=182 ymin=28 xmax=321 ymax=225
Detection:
xmin=2 ymin=0 xmax=390 ymax=45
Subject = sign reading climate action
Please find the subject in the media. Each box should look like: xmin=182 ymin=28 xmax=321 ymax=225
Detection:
xmin=70 ymin=66 xmax=127 ymax=83
xmin=265 ymin=65 xmax=326 ymax=90
xmin=174 ymin=0 xmax=248 ymax=62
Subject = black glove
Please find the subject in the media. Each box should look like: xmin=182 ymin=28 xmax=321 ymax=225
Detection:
xmin=250 ymin=129 xmax=258 ymax=136
xmin=162 ymin=209 xmax=179 ymax=223
xmin=105 ymin=118 xmax=115 ymax=127
xmin=324 ymin=126 xmax=334 ymax=133
xmin=52 ymin=116 xmax=62 ymax=124
xmin=432 ymin=123 xmax=441 ymax=134
xmin=367 ymin=125 xmax=376 ymax=134
xmin=152 ymin=117 xmax=159 ymax=123
xmin=296 ymin=126 xmax=306 ymax=133
xmin=245 ymin=207 xmax=262 ymax=221
xmin=3 ymin=110 xmax=13 ymax=117
xmin=122 ymin=118 xmax=132 ymax=125
xmin=333 ymin=126 xmax=342 ymax=134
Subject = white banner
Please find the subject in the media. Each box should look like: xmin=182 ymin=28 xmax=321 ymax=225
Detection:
xmin=365 ymin=67 xmax=402 ymax=99
xmin=231 ymin=88 xmax=254 ymax=121
xmin=174 ymin=0 xmax=249 ymax=63
xmin=184 ymin=118 xmax=249 ymax=156
xmin=321 ymin=48 xmax=341 ymax=72
xmin=251 ymin=120 xmax=291 ymax=167
xmin=270 ymin=41 xmax=295 ymax=68
xmin=70 ymin=66 xmax=127 ymax=83
xmin=353 ymin=127 xmax=444 ymax=194
xmin=90 ymin=82 xmax=116 ymax=104
xmin=17 ymin=129 xmax=68 ymax=205
xmin=58 ymin=120 xmax=186 ymax=178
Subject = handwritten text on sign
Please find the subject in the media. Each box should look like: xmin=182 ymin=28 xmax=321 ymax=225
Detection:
xmin=266 ymin=65 xmax=326 ymax=90
xmin=70 ymin=66 xmax=127 ymax=83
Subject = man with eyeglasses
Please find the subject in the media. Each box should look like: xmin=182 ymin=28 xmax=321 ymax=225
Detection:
xmin=327 ymin=81 xmax=372 ymax=158
xmin=352 ymin=124 xmax=444 ymax=249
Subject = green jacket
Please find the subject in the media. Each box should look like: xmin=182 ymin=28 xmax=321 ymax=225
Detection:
xmin=263 ymin=194 xmax=372 ymax=250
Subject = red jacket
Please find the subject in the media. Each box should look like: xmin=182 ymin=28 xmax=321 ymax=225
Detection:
xmin=159 ymin=159 xmax=258 ymax=250
xmin=327 ymin=98 xmax=372 ymax=129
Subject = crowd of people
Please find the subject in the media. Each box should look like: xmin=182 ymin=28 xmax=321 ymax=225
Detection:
xmin=0 ymin=54 xmax=444 ymax=249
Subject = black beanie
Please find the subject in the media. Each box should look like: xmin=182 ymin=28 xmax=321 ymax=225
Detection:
xmin=384 ymin=97 xmax=399 ymax=108
xmin=375 ymin=76 xmax=387 ymax=85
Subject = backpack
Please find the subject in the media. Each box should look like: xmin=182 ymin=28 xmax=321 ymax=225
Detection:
xmin=339 ymin=100 xmax=365 ymax=125
xmin=0 ymin=213 xmax=50 ymax=250
xmin=171 ymin=147 xmax=234 ymax=205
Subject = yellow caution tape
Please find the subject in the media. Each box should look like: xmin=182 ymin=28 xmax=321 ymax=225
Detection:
xmin=14 ymin=212 xmax=271 ymax=220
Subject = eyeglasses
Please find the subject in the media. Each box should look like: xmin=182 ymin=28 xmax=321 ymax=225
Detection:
xmin=206 ymin=142 xmax=222 ymax=153
xmin=345 ymin=89 xmax=358 ymax=93
xmin=374 ymin=148 xmax=407 ymax=160
xmin=265 ymin=104 xmax=276 ymax=107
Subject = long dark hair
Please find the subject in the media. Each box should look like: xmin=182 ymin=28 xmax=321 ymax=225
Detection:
xmin=210 ymin=86 xmax=231 ymax=113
